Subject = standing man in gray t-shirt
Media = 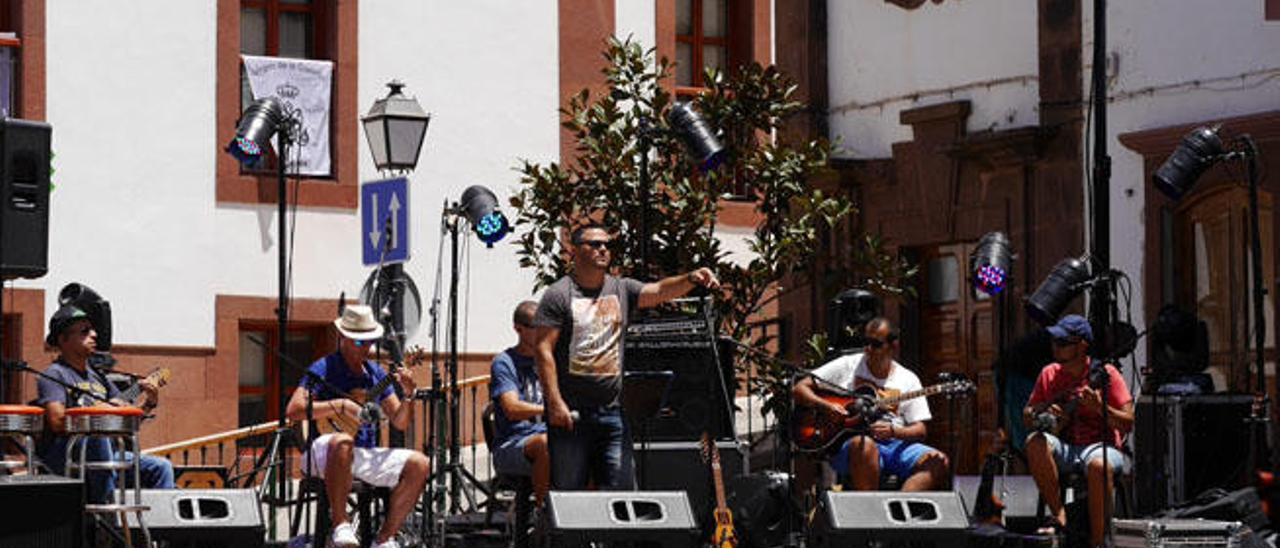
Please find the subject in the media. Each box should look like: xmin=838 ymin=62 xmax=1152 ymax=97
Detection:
xmin=533 ymin=223 xmax=720 ymax=490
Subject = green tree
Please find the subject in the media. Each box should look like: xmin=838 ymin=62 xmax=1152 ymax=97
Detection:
xmin=510 ymin=38 xmax=911 ymax=421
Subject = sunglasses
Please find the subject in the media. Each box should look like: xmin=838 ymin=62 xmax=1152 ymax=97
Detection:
xmin=352 ymin=339 xmax=372 ymax=348
xmin=578 ymin=239 xmax=610 ymax=250
xmin=865 ymin=337 xmax=896 ymax=349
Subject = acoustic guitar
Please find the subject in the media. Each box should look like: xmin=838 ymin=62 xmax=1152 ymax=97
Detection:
xmin=118 ymin=367 xmax=172 ymax=407
xmin=700 ymin=431 xmax=738 ymax=548
xmin=316 ymin=348 xmax=425 ymax=437
xmin=794 ymin=379 xmax=975 ymax=454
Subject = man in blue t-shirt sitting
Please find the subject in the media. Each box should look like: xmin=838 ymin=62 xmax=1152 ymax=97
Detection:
xmin=285 ymin=305 xmax=429 ymax=548
xmin=489 ymin=300 xmax=549 ymax=504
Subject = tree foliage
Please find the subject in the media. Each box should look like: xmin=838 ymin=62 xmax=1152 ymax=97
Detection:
xmin=510 ymin=38 xmax=911 ymax=420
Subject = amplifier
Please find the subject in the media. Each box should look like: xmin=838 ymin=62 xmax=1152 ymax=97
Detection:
xmin=634 ymin=439 xmax=746 ymax=528
xmin=547 ymin=490 xmax=699 ymax=547
xmin=0 ymin=475 xmax=84 ymax=548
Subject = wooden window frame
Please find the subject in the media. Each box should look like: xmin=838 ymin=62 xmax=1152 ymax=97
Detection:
xmin=216 ymin=0 xmax=357 ymax=209
xmin=1268 ymin=0 xmax=1280 ymax=21
xmin=675 ymin=0 xmax=730 ymax=96
xmin=237 ymin=321 xmax=333 ymax=425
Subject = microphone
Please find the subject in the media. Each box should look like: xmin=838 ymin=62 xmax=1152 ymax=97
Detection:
xmin=359 ymin=401 xmax=383 ymax=424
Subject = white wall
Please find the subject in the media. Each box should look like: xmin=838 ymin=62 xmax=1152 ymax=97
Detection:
xmin=1089 ymin=0 xmax=1280 ymax=372
xmin=615 ymin=0 xmax=656 ymax=52
xmin=827 ymin=0 xmax=1039 ymax=158
xmin=33 ymin=1 xmax=559 ymax=354
xmin=42 ymin=1 xmax=219 ymax=346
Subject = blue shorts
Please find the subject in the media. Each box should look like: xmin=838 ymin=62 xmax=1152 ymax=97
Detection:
xmin=829 ymin=436 xmax=938 ymax=479
xmin=493 ymin=432 xmax=540 ymax=476
xmin=1035 ymin=432 xmax=1131 ymax=475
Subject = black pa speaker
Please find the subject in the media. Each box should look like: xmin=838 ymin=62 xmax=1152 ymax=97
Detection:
xmin=0 ymin=474 xmax=85 ymax=548
xmin=125 ymin=488 xmax=264 ymax=547
xmin=813 ymin=491 xmax=969 ymax=547
xmin=954 ymin=474 xmax=1042 ymax=533
xmin=634 ymin=439 xmax=746 ymax=529
xmin=547 ymin=490 xmax=700 ymax=547
xmin=0 ymin=118 xmax=51 ymax=279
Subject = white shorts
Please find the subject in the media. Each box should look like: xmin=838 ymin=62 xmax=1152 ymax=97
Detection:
xmin=304 ymin=433 xmax=415 ymax=488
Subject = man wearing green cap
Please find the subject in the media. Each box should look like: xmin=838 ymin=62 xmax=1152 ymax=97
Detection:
xmin=34 ymin=303 xmax=174 ymax=503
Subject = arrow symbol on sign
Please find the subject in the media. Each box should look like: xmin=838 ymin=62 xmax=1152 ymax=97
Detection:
xmin=368 ymin=194 xmax=381 ymax=250
xmin=388 ymin=192 xmax=402 ymax=250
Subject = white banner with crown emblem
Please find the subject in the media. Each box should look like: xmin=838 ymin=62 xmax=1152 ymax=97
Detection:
xmin=242 ymin=55 xmax=333 ymax=176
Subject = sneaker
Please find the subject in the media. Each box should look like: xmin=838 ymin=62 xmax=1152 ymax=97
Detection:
xmin=370 ymin=538 xmax=400 ymax=548
xmin=329 ymin=522 xmax=359 ymax=548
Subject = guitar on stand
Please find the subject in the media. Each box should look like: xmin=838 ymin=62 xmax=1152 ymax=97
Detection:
xmin=701 ymin=431 xmax=738 ymax=548
xmin=793 ymin=379 xmax=975 ymax=454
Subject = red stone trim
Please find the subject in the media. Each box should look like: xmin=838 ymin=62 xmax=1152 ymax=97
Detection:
xmin=16 ymin=0 xmax=44 ymax=121
xmin=215 ymin=0 xmax=358 ymax=209
xmin=558 ymin=0 xmax=616 ymax=164
xmin=1268 ymin=0 xmax=1280 ymax=21
xmin=1 ymin=287 xmax=46 ymax=404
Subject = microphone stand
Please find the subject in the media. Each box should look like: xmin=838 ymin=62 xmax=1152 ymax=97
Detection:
xmin=717 ymin=336 xmax=848 ymax=547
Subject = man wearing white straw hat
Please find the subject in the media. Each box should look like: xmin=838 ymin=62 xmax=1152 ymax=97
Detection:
xmin=285 ymin=304 xmax=429 ymax=548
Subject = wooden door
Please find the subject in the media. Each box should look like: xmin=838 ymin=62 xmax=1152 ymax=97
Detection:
xmin=1175 ymin=185 xmax=1275 ymax=394
xmin=916 ymin=243 xmax=999 ymax=474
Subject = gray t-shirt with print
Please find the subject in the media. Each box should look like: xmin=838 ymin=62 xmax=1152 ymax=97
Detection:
xmin=534 ymin=274 xmax=644 ymax=409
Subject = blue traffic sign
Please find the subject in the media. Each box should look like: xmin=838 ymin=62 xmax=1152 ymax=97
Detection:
xmin=361 ymin=177 xmax=410 ymax=266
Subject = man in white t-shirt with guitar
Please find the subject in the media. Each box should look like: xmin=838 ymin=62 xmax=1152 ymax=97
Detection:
xmin=793 ymin=317 xmax=952 ymax=491
xmin=285 ymin=305 xmax=429 ymax=548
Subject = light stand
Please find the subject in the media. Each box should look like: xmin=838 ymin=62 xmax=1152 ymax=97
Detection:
xmin=1153 ymin=128 xmax=1272 ymax=473
xmin=225 ymin=96 xmax=299 ymax=534
xmin=422 ymin=189 xmax=510 ymax=546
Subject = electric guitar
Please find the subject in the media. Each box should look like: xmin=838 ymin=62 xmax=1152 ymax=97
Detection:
xmin=794 ymin=379 xmax=975 ymax=454
xmin=700 ymin=431 xmax=738 ymax=548
xmin=316 ymin=347 xmax=425 ymax=437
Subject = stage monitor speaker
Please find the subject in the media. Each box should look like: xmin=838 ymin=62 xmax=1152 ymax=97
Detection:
xmin=125 ymin=488 xmax=264 ymax=547
xmin=812 ymin=491 xmax=969 ymax=547
xmin=1133 ymin=393 xmax=1253 ymax=516
xmin=0 ymin=118 xmax=51 ymax=279
xmin=547 ymin=490 xmax=699 ymax=547
xmin=0 ymin=475 xmax=84 ymax=548
xmin=634 ymin=439 xmax=746 ymax=529
xmin=953 ymin=474 xmax=1042 ymax=533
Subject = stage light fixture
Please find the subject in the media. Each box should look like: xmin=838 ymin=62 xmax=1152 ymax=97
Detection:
xmin=459 ymin=185 xmax=510 ymax=247
xmin=57 ymin=282 xmax=113 ymax=352
xmin=226 ymin=97 xmax=286 ymax=167
xmin=970 ymin=231 xmax=1013 ymax=296
xmin=666 ymin=102 xmax=725 ymax=172
xmin=1153 ymin=125 xmax=1226 ymax=201
xmin=1025 ymin=257 xmax=1091 ymax=326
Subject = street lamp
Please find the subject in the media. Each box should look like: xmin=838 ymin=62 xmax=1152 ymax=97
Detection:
xmin=362 ymin=80 xmax=431 ymax=173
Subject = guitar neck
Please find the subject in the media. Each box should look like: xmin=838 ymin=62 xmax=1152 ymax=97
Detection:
xmin=711 ymin=457 xmax=728 ymax=510
xmin=877 ymin=383 xmax=949 ymax=407
xmin=364 ymin=361 xmax=402 ymax=401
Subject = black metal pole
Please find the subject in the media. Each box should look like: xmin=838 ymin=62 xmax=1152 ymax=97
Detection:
xmin=448 ymin=214 xmax=461 ymax=511
xmin=274 ymin=132 xmax=292 ymax=533
xmin=1089 ymin=0 xmax=1112 ymax=338
xmin=638 ymin=128 xmax=651 ymax=275
xmin=1241 ymin=137 xmax=1273 ymax=472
